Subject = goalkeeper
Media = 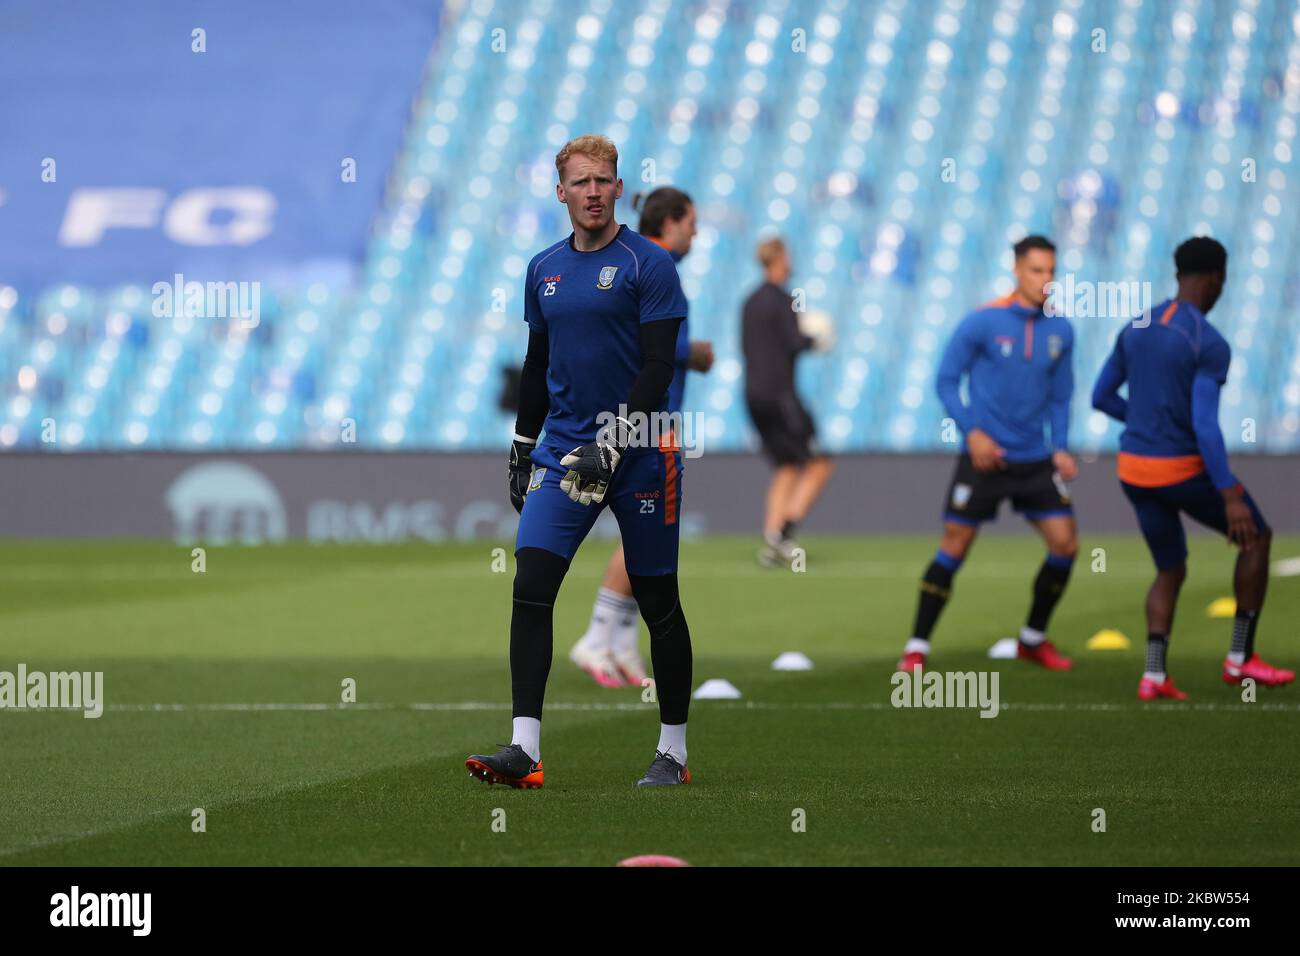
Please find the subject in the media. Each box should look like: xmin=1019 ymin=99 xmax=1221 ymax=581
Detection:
xmin=464 ymin=134 xmax=694 ymax=790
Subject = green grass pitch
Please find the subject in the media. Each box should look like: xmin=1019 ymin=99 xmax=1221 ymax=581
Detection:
xmin=1 ymin=533 xmax=1297 ymax=866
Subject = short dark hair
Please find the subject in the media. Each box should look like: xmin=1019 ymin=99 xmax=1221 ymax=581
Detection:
xmin=1174 ymin=236 xmax=1227 ymax=275
xmin=633 ymin=187 xmax=693 ymax=238
xmin=1013 ymin=234 xmax=1056 ymax=259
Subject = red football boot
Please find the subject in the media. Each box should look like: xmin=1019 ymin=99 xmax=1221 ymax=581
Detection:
xmin=1017 ymin=639 xmax=1073 ymax=671
xmin=897 ymin=651 xmax=926 ymax=674
xmin=1138 ymin=675 xmax=1188 ymax=701
xmin=1223 ymin=654 xmax=1295 ymax=687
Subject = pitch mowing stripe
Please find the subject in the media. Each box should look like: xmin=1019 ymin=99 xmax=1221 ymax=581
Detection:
xmin=5 ymin=700 xmax=1297 ymax=714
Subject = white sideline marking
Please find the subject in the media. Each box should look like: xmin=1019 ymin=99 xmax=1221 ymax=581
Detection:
xmin=6 ymin=700 xmax=1296 ymax=714
xmin=0 ymin=560 xmax=1168 ymax=581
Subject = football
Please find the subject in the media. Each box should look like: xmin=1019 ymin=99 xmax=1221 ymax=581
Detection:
xmin=797 ymin=309 xmax=836 ymax=352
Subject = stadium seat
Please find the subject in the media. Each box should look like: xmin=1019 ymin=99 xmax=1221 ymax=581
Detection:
xmin=3 ymin=0 xmax=1297 ymax=453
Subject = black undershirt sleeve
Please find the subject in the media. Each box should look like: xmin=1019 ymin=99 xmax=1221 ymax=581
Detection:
xmin=625 ymin=317 xmax=683 ymax=421
xmin=514 ymin=329 xmax=550 ymax=440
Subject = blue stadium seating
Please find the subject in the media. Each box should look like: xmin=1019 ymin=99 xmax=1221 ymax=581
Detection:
xmin=3 ymin=0 xmax=1297 ymax=452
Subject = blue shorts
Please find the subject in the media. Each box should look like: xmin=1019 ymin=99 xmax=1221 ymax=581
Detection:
xmin=1121 ymin=472 xmax=1270 ymax=570
xmin=515 ymin=444 xmax=683 ymax=576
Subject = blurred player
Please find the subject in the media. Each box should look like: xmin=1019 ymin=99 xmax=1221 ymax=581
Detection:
xmin=742 ymin=236 xmax=834 ymax=566
xmin=899 ymin=235 xmax=1078 ymax=673
xmin=465 ymin=135 xmax=694 ymax=788
xmin=1092 ymin=237 xmax=1293 ymax=700
xmin=569 ymin=186 xmax=714 ymax=688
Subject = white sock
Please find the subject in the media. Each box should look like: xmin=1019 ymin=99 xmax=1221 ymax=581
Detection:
xmin=603 ymin=588 xmax=640 ymax=657
xmin=1019 ymin=626 xmax=1046 ymax=647
xmin=582 ymin=588 xmax=636 ymax=653
xmin=611 ymin=616 xmax=640 ymax=657
xmin=656 ymin=723 xmax=687 ymax=766
xmin=904 ymin=638 xmax=931 ymax=656
xmin=1227 ymin=651 xmax=1246 ymax=666
xmin=576 ymin=612 xmax=612 ymax=655
xmin=1142 ymin=671 xmax=1167 ymax=683
xmin=600 ymin=587 xmax=638 ymax=620
xmin=511 ymin=717 xmax=541 ymax=763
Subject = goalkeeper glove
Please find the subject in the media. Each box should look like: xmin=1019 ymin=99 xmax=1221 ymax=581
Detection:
xmin=508 ymin=435 xmax=536 ymax=514
xmin=560 ymin=417 xmax=634 ymax=506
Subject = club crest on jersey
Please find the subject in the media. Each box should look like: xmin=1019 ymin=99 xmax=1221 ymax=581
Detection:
xmin=528 ymin=467 xmax=547 ymax=492
xmin=951 ymin=483 xmax=972 ymax=508
xmin=597 ymin=265 xmax=619 ymax=290
xmin=995 ymin=336 xmax=1014 ymax=357
xmin=1048 ymin=334 xmax=1063 ymax=360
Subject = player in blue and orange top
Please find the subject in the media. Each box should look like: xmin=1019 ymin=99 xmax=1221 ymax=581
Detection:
xmin=898 ymin=235 xmax=1078 ymax=674
xmin=465 ymin=135 xmax=694 ymax=788
xmin=1092 ymin=236 xmax=1293 ymax=700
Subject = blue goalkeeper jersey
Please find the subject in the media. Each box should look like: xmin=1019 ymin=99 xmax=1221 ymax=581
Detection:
xmin=524 ymin=223 xmax=688 ymax=459
xmin=936 ymin=292 xmax=1075 ymax=462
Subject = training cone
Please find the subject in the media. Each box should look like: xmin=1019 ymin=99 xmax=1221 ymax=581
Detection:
xmin=772 ymin=651 xmax=814 ymax=671
xmin=1086 ymin=628 xmax=1131 ymax=651
xmin=987 ymin=637 xmax=1019 ymax=659
xmin=693 ymin=678 xmax=742 ymax=700
xmin=618 ymin=854 xmax=690 ymax=867
xmin=1207 ymin=597 xmax=1236 ymax=618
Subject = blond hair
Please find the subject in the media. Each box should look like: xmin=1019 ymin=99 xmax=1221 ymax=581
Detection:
xmin=756 ymin=236 xmax=787 ymax=268
xmin=555 ymin=134 xmax=619 ymax=180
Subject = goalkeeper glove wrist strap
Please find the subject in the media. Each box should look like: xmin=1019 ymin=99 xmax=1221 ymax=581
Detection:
xmin=601 ymin=415 xmax=636 ymax=452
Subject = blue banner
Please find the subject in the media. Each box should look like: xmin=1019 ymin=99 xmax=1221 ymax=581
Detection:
xmin=0 ymin=0 xmax=441 ymax=289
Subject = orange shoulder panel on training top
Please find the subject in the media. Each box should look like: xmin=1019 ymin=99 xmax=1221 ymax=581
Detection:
xmin=1116 ymin=452 xmax=1206 ymax=487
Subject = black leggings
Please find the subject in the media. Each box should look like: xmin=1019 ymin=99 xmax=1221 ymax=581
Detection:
xmin=510 ymin=548 xmax=693 ymax=725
